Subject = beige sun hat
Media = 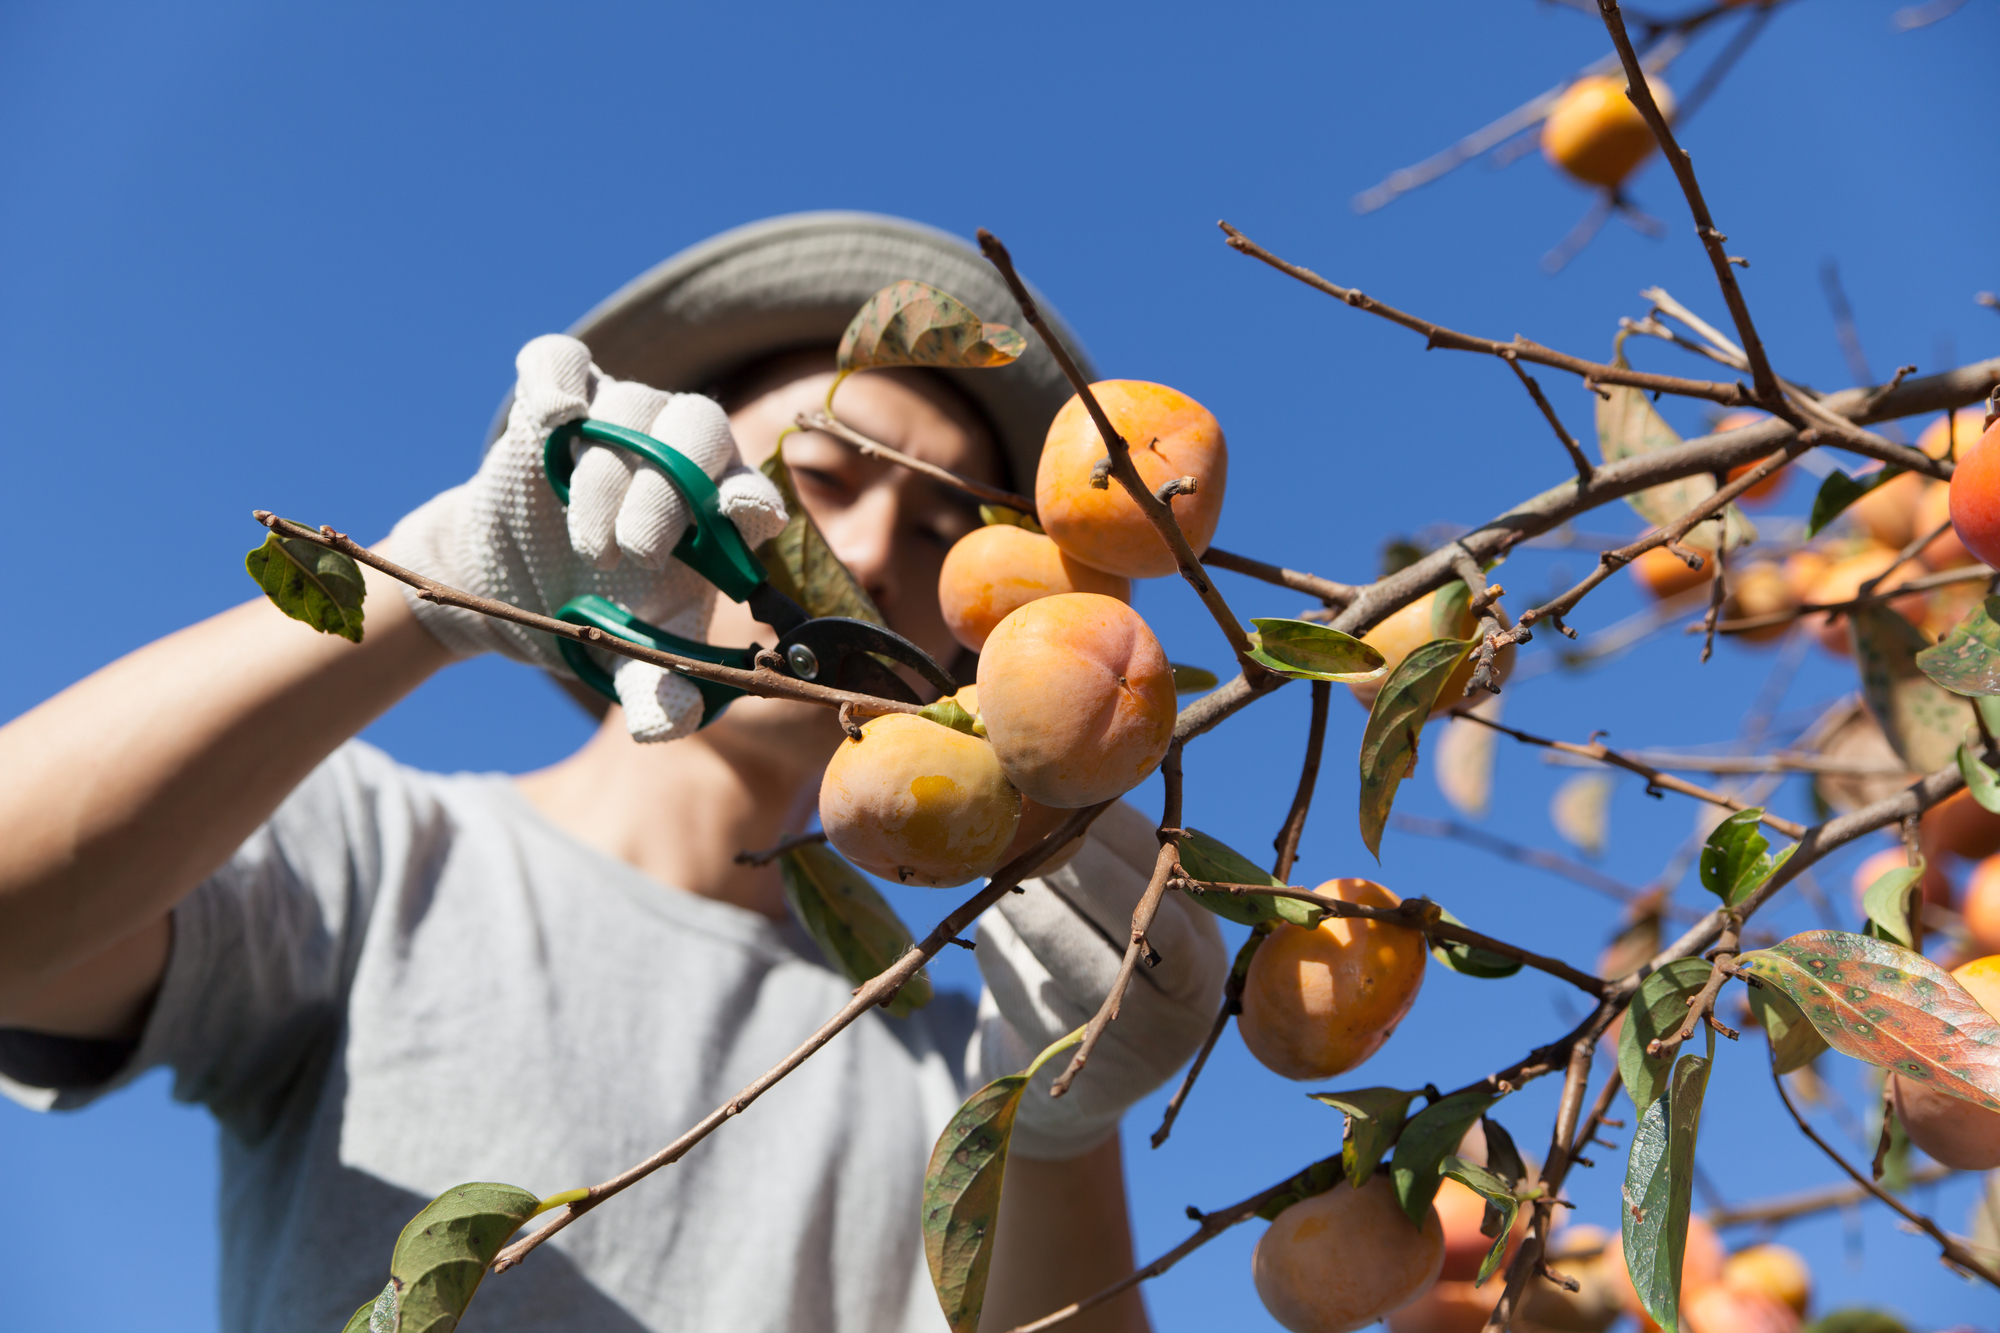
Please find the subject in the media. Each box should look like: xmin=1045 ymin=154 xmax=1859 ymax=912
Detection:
xmin=522 ymin=211 xmax=1095 ymax=493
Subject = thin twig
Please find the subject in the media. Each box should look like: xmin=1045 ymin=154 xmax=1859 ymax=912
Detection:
xmin=493 ymin=801 xmax=1113 ymax=1275
xmin=1272 ymin=681 xmax=1331 ymax=882
xmin=1387 ymin=814 xmax=1670 ymax=909
xmin=1711 ymin=563 xmax=1988 ymax=635
xmin=254 ymin=514 xmax=924 ymax=718
xmin=733 ymin=830 xmax=829 ymax=867
xmin=1505 ymin=354 xmax=1593 ymax=484
xmin=1148 ymin=974 xmax=1243 ymax=1151
xmin=1769 ymin=1063 xmax=2000 ymax=1287
xmin=1050 ymin=744 xmax=1186 ymax=1097
xmin=978 ymin=230 xmax=1263 ymax=674
xmin=1708 ymin=1162 xmax=1954 ymax=1228
xmin=1445 ymin=709 xmax=1809 ymax=837
xmin=1549 ymin=750 xmax=1906 ymax=776
xmin=1200 ymin=546 xmax=1357 ymax=607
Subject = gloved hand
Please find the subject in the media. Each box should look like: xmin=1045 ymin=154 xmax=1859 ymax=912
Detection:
xmin=970 ymin=800 xmax=1228 ymax=1160
xmin=381 ymin=335 xmax=788 ymax=741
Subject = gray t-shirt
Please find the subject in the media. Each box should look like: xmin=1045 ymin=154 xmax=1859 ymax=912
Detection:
xmin=1 ymin=741 xmax=979 ymax=1333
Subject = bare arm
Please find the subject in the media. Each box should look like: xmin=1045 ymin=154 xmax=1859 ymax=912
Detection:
xmin=0 ymin=564 xmax=451 ymax=1036
xmin=980 ymin=1135 xmax=1150 ymax=1333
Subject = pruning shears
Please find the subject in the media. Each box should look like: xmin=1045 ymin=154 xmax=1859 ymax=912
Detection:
xmin=542 ymin=420 xmax=957 ymax=727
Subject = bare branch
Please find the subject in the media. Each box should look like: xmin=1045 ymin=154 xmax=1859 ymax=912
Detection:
xmin=1272 ymin=681 xmax=1332 ymax=883
xmin=1709 ymin=1162 xmax=1953 ymax=1229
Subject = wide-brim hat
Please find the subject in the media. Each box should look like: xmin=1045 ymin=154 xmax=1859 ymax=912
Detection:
xmin=533 ymin=211 xmax=1096 ymax=492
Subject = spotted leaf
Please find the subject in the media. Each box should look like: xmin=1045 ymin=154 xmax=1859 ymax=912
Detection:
xmin=1735 ymin=931 xmax=2000 ymax=1112
xmin=838 ymin=280 xmax=1025 ymax=374
xmin=1916 ymin=596 xmax=2000 ymax=696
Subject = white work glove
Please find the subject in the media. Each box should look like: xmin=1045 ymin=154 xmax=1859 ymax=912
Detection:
xmin=381 ymin=335 xmax=788 ymax=741
xmin=970 ymin=801 xmax=1228 ymax=1160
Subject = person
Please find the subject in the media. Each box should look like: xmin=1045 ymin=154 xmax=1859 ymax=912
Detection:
xmin=0 ymin=213 xmax=1227 ymax=1333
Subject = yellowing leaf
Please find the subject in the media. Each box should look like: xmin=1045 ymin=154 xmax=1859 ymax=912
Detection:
xmin=1550 ymin=772 xmax=1613 ymax=859
xmin=1434 ymin=694 xmax=1500 ymax=819
xmin=1595 ymin=345 xmax=1755 ymax=553
xmin=838 ymin=280 xmax=1026 ymax=374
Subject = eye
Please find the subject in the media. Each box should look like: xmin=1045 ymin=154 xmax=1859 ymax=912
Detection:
xmin=791 ymin=465 xmax=853 ymax=504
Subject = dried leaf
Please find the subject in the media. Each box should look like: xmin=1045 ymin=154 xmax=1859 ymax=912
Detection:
xmin=758 ymin=454 xmax=885 ymax=624
xmin=1859 ymin=856 xmax=1926 ymax=949
xmin=1430 ymin=905 xmax=1523 ymax=979
xmin=1735 ymin=930 xmax=2000 ymax=1112
xmin=838 ymin=280 xmax=1025 ymax=374
xmin=1174 ymin=828 xmax=1320 ymax=929
xmin=1391 ymin=1089 xmax=1500 ymax=1224
xmin=1618 ymin=958 xmax=1713 ymax=1111
xmin=1358 ymin=638 xmax=1477 ymax=859
xmin=1918 ymin=597 xmax=2000 ymax=696
xmin=1551 ymin=773 xmax=1614 ymax=859
xmin=375 ymin=1182 xmax=543 ymax=1333
xmin=1596 ymin=351 xmax=1755 ymax=552
xmin=1441 ymin=1155 xmax=1520 ymax=1285
xmin=1852 ymin=602 xmax=1976 ymax=775
xmin=1170 ymin=663 xmax=1220 ymax=695
xmin=1434 ymin=694 xmax=1500 ymax=819
xmin=1745 ymin=982 xmax=1830 ymax=1075
xmin=1813 ymin=702 xmax=1916 ymax=815
xmin=1247 ymin=619 xmax=1387 ymax=683
xmin=1809 ymin=467 xmax=1902 ymax=538
xmin=1309 ymin=1087 xmax=1422 ymax=1189
xmin=780 ymin=844 xmax=932 ymax=1018
xmin=1622 ymin=1053 xmax=1710 ymax=1333
xmin=245 ymin=530 xmax=366 ymax=643
xmin=923 ymin=1029 xmax=1082 ymax=1333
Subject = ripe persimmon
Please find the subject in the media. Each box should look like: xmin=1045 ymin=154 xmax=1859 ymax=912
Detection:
xmin=1722 ymin=1243 xmax=1811 ymax=1317
xmin=818 ymin=713 xmax=1020 ymax=887
xmin=1946 ymin=415 xmax=2000 ymax=569
xmin=1965 ymin=858 xmax=2000 ymax=954
xmin=1718 ymin=411 xmax=1788 ymax=506
xmin=1253 ymin=1175 xmax=1444 ymax=1333
xmin=1035 ymin=380 xmax=1228 ymax=579
xmin=1630 ymin=544 xmax=1713 ymax=602
xmin=1541 ymin=74 xmax=1677 ymax=188
xmin=975 ymin=593 xmax=1176 ymax=807
xmin=936 ymin=523 xmax=1130 ymax=652
xmin=1238 ymin=878 xmax=1427 ymax=1080
xmin=1349 ymin=587 xmax=1512 ymax=714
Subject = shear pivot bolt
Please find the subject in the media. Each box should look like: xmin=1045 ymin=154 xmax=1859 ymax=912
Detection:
xmin=786 ymin=644 xmax=820 ymax=680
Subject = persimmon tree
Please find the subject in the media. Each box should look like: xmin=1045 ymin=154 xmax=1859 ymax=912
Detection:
xmin=242 ymin=3 xmax=2000 ymax=1330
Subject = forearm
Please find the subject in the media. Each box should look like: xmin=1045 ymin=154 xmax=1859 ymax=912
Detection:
xmin=0 ymin=563 xmax=450 ymax=1028
xmin=980 ymin=1135 xmax=1150 ymax=1333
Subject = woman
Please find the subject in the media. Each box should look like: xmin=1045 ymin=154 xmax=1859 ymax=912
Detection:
xmin=0 ymin=214 xmax=1225 ymax=1333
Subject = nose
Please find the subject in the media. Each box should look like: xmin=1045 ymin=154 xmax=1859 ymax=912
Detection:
xmin=821 ymin=481 xmax=902 ymax=620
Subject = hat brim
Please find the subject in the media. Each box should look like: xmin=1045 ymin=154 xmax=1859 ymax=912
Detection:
xmin=528 ymin=211 xmax=1095 ymax=494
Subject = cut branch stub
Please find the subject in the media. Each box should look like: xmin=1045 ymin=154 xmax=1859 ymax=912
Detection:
xmin=1735 ymin=931 xmax=2000 ymax=1112
xmin=246 ymin=528 xmax=367 ymax=643
xmin=837 ymin=280 xmax=1026 ymax=374
xmin=1390 ymin=1088 xmax=1500 ymax=1224
xmin=1917 ymin=596 xmax=2000 ymax=696
xmin=1358 ymin=638 xmax=1477 ymax=859
xmin=1309 ymin=1086 xmax=1422 ymax=1190
xmin=778 ymin=844 xmax=933 ymax=1017
xmin=922 ymin=1028 xmax=1084 ymax=1333
xmin=1246 ymin=618 xmax=1387 ymax=683
xmin=1619 ymin=958 xmax=1713 ymax=1111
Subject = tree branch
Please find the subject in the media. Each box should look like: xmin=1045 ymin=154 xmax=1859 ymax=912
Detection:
xmin=1272 ymin=681 xmax=1331 ymax=882
xmin=1708 ymin=1161 xmax=1953 ymax=1229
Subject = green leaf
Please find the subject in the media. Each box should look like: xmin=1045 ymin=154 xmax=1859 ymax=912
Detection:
xmin=1917 ymin=597 xmax=2000 ymax=696
xmin=1596 ymin=352 xmax=1755 ymax=552
xmin=1622 ymin=1054 xmax=1710 ymax=1332
xmin=1801 ymin=1312 xmax=1912 ymax=1333
xmin=1481 ymin=1117 xmax=1527 ymax=1192
xmin=1745 ymin=981 xmax=1830 ymax=1075
xmin=1358 ymin=638 xmax=1477 ymax=859
xmin=338 ymin=1285 xmax=395 ymax=1333
xmin=918 ymin=696 xmax=982 ymax=738
xmin=780 ymin=844 xmax=932 ymax=1018
xmin=1391 ymin=1089 xmax=1499 ymax=1224
xmin=923 ymin=1029 xmax=1081 ymax=1333
xmin=1170 ymin=663 xmax=1219 ymax=695
xmin=1809 ymin=467 xmax=1902 ymax=538
xmin=838 ymin=280 xmax=1026 ymax=374
xmin=1431 ymin=579 xmax=1473 ymax=640
xmin=1961 ymin=742 xmax=2000 ymax=813
xmin=1618 ymin=958 xmax=1713 ymax=1111
xmin=1308 ymin=1087 xmax=1421 ymax=1189
xmin=1253 ymin=1157 xmax=1345 ymax=1222
xmin=1174 ymin=828 xmax=1321 ymax=928
xmin=1440 ymin=1155 xmax=1520 ymax=1285
xmin=1429 ymin=905 xmax=1523 ymax=979
xmin=758 ymin=454 xmax=886 ymax=625
xmin=1696 ymin=808 xmax=1792 ymax=907
xmin=978 ymin=504 xmax=1043 ymax=533
xmin=1853 ymin=602 xmax=1978 ymax=775
xmin=1735 ymin=931 xmax=2000 ymax=1111
xmin=378 ymin=1182 xmax=542 ymax=1333
xmin=245 ymin=530 xmax=366 ymax=643
xmin=1246 ymin=619 xmax=1387 ymax=683
xmin=1860 ymin=857 xmax=1926 ymax=949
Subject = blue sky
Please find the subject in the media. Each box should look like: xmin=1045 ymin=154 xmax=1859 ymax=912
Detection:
xmin=2 ymin=2 xmax=1996 ymax=1329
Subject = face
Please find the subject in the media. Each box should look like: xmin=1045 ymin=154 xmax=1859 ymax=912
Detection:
xmin=695 ymin=355 xmax=1005 ymax=767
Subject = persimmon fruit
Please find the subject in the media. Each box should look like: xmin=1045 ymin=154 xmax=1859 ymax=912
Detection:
xmin=1722 ymin=560 xmax=1795 ymax=644
xmin=1349 ymin=586 xmax=1512 ymax=714
xmin=1630 ymin=544 xmax=1713 ymax=602
xmin=1921 ymin=788 xmax=2000 ymax=863
xmin=974 ymin=592 xmax=1176 ymax=808
xmin=1541 ymin=74 xmax=1677 ymax=188
xmin=1965 ymin=858 xmax=2000 ymax=954
xmin=818 ymin=713 xmax=1020 ymax=887
xmin=1718 ymin=411 xmax=1788 ymax=506
xmin=936 ymin=523 xmax=1130 ymax=653
xmin=1253 ymin=1175 xmax=1444 ymax=1333
xmin=1721 ymin=1243 xmax=1811 ymax=1317
xmin=1849 ymin=471 xmax=1927 ymax=551
xmin=1238 ymin=878 xmax=1427 ymax=1080
xmin=1684 ymin=1284 xmax=1800 ymax=1333
xmin=1890 ymin=953 xmax=2000 ymax=1168
xmin=1918 ymin=406 xmax=1990 ymax=461
xmin=1913 ymin=479 xmax=1975 ymax=570
xmin=1035 ymin=380 xmax=1228 ymax=579
xmin=1946 ymin=415 xmax=2000 ymax=569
